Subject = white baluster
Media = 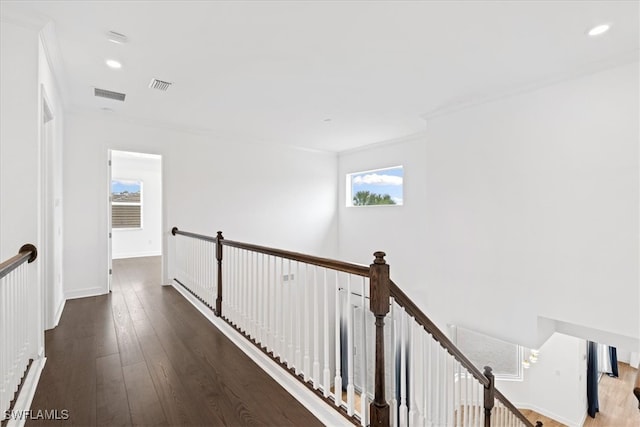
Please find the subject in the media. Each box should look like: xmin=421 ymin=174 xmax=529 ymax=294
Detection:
xmin=288 ymin=259 xmax=294 ymax=367
xmin=422 ymin=330 xmax=429 ymax=427
xmin=253 ymin=252 xmax=259 ymax=340
xmin=334 ymin=271 xmax=342 ymax=407
xmin=408 ymin=319 xmax=418 ymax=426
xmin=234 ymin=247 xmax=240 ymax=325
xmin=303 ymin=264 xmax=311 ymax=381
xmin=243 ymin=249 xmax=249 ymax=334
xmin=359 ymin=277 xmax=367 ymax=426
xmin=313 ymin=266 xmax=320 ymax=388
xmin=295 ymin=261 xmax=302 ymax=374
xmin=258 ymin=254 xmax=270 ymax=349
xmin=449 ymin=352 xmax=455 ymax=425
xmin=389 ymin=300 xmax=398 ymax=427
xmin=466 ymin=369 xmax=472 ymax=427
xmin=346 ymin=275 xmax=355 ymax=416
xmin=278 ymin=258 xmax=288 ymax=363
xmin=323 ymin=268 xmax=330 ymax=397
xmin=399 ymin=308 xmax=407 ymax=427
xmin=273 ymin=255 xmax=281 ymax=358
xmin=263 ymin=254 xmax=269 ymax=350
xmin=253 ymin=252 xmax=258 ymax=339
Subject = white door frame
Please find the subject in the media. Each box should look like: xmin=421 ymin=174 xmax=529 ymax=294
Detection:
xmin=40 ymin=85 xmax=63 ymax=331
xmin=107 ymin=150 xmax=113 ymax=292
xmin=108 ymin=150 xmax=164 ymax=289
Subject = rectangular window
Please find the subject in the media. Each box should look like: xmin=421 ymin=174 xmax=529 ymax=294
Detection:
xmin=347 ymin=165 xmax=403 ymax=207
xmin=111 ymin=179 xmax=142 ymax=228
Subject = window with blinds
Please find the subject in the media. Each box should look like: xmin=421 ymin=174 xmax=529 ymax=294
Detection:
xmin=111 ymin=179 xmax=142 ymax=229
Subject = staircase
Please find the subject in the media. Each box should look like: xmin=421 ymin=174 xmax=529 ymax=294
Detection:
xmin=171 ymin=227 xmax=540 ymax=427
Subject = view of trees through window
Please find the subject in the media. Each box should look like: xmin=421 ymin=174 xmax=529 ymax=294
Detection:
xmin=348 ymin=166 xmax=403 ymax=206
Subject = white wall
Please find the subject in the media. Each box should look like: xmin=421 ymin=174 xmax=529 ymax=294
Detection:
xmin=338 ymin=62 xmax=638 ymax=422
xmin=63 ymin=112 xmax=338 ymax=299
xmin=339 ymin=62 xmax=639 ymax=353
xmin=338 ymin=132 xmax=429 ymax=293
xmin=111 ymin=151 xmax=162 ymax=259
xmin=0 ymin=19 xmax=39 ymax=261
xmin=497 ymin=333 xmax=587 ymax=426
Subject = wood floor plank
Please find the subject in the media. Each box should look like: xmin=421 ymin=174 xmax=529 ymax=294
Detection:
xmin=63 ymin=335 xmax=98 ymax=426
xmin=110 ymin=291 xmax=145 ymax=367
xmin=522 ymin=362 xmax=640 ymax=427
xmin=26 ymin=256 xmax=324 ymax=427
xmin=135 ymin=329 xmax=217 ymax=426
xmin=121 ymin=361 xmax=168 ymax=427
xmin=96 ymin=353 xmax=132 ymax=427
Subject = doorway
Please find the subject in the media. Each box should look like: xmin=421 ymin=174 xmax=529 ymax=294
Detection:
xmin=108 ymin=150 xmax=163 ymax=291
xmin=41 ymin=88 xmax=64 ymax=331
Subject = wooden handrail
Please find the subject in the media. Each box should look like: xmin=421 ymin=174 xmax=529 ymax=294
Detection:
xmin=171 ymin=227 xmax=369 ymax=276
xmin=389 ymin=279 xmax=490 ymax=387
xmin=171 ymin=227 xmax=217 ymax=243
xmin=634 ymin=361 xmax=640 ymax=410
xmin=495 ymin=389 xmax=536 ymax=427
xmin=171 ymin=227 xmax=534 ymax=426
xmin=0 ymin=244 xmax=38 ymax=280
xmin=221 ymin=239 xmax=370 ymax=277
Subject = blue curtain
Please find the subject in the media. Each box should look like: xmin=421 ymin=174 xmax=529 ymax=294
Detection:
xmin=608 ymin=346 xmax=618 ymax=377
xmin=587 ymin=341 xmax=599 ymax=418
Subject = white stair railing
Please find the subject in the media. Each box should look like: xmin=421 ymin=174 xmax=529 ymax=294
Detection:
xmin=0 ymin=244 xmax=39 ymax=419
xmin=221 ymin=243 xmax=373 ymax=423
xmin=172 ymin=228 xmax=219 ymax=312
xmin=170 ymin=227 xmax=540 ymax=427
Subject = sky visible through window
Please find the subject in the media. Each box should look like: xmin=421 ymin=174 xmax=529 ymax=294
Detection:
xmin=349 ymin=166 xmax=403 ymax=206
xmin=112 ymin=179 xmax=141 ymax=194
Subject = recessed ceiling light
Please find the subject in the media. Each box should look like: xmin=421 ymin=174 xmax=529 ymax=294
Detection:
xmin=587 ymin=23 xmax=611 ymax=37
xmin=323 ymin=118 xmax=332 ymax=122
xmin=106 ymin=59 xmax=122 ymax=69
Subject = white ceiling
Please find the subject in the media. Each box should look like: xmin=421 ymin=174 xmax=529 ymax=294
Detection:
xmin=2 ymin=1 xmax=639 ymax=152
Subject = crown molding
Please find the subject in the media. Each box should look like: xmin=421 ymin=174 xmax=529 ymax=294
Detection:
xmin=338 ymin=129 xmax=428 ymax=156
xmin=67 ymin=107 xmax=337 ymax=156
xmin=39 ymin=22 xmax=72 ymax=110
xmin=0 ymin=3 xmax=49 ymax=30
xmin=421 ymin=50 xmax=640 ymax=122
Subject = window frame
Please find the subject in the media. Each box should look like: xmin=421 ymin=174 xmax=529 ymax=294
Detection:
xmin=346 ymin=165 xmax=404 ymax=208
xmin=111 ymin=179 xmax=143 ymax=230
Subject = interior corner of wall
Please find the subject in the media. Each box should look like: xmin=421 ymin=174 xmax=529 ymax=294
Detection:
xmin=535 ymin=316 xmax=557 ymax=348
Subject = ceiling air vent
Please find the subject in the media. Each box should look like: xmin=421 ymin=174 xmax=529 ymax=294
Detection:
xmin=94 ymin=88 xmax=126 ymax=102
xmin=149 ymin=78 xmax=172 ymax=91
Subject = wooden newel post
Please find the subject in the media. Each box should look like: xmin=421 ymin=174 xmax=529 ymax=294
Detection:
xmin=215 ymin=231 xmax=224 ymax=317
xmin=484 ymin=366 xmax=495 ymax=427
xmin=369 ymin=251 xmax=390 ymax=427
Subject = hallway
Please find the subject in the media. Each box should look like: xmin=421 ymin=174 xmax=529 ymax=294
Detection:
xmin=27 ymin=256 xmax=322 ymax=426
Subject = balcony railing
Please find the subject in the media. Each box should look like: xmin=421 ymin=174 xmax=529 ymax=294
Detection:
xmin=0 ymin=244 xmax=39 ymax=421
xmin=171 ymin=227 xmax=540 ymax=427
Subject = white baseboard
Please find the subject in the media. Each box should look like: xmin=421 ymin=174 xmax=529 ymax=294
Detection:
xmin=515 ymin=402 xmax=584 ymax=427
xmin=64 ymin=286 xmax=107 ymax=300
xmin=51 ymin=298 xmax=65 ymax=329
xmin=5 ymin=357 xmax=46 ymax=427
xmin=578 ymin=410 xmax=588 ymax=427
xmin=112 ymin=251 xmax=161 ymax=260
xmin=170 ymin=281 xmax=351 ymax=427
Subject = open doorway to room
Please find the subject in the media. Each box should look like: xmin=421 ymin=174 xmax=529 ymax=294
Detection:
xmin=108 ymin=150 xmax=163 ymax=292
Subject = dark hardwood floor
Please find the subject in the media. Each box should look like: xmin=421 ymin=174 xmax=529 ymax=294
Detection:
xmin=27 ymin=256 xmax=323 ymax=427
